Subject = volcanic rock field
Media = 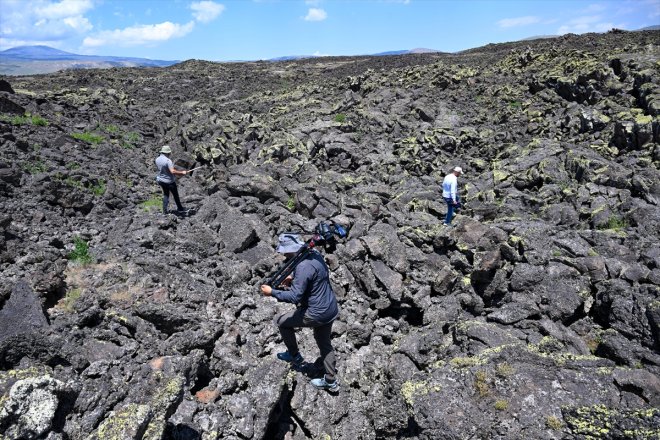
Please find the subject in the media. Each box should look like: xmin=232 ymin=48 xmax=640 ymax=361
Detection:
xmin=0 ymin=30 xmax=659 ymax=439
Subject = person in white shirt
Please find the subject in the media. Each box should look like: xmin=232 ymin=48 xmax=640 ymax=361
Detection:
xmin=442 ymin=166 xmax=464 ymax=226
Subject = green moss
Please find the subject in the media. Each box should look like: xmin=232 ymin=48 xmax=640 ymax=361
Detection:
xmin=334 ymin=113 xmax=346 ymax=123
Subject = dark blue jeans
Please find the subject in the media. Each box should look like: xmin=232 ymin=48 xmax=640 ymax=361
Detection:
xmin=158 ymin=181 xmax=184 ymax=213
xmin=444 ymin=197 xmax=459 ymax=224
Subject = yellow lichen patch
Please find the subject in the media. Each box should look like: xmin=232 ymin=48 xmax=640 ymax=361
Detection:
xmin=401 ymin=380 xmax=430 ymax=406
xmin=494 ymin=399 xmax=508 ymax=410
xmin=546 ymin=415 xmax=563 ymax=430
xmin=474 ymin=370 xmax=490 ymax=397
xmin=96 ymin=403 xmax=151 ymax=440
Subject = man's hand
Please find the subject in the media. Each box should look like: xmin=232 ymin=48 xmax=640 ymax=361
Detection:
xmin=279 ymin=274 xmax=293 ymax=288
xmin=260 ymin=285 xmax=272 ymax=296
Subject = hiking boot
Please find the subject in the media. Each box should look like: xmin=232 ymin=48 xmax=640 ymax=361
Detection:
xmin=311 ymin=376 xmax=339 ymax=392
xmin=277 ymin=351 xmax=304 ymax=367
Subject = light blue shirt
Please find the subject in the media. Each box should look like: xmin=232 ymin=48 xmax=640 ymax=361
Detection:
xmin=442 ymin=173 xmax=458 ymax=201
xmin=155 ymin=154 xmax=175 ymax=184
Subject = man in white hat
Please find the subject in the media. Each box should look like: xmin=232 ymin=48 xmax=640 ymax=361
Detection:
xmin=442 ymin=166 xmax=464 ymax=226
xmin=155 ymin=145 xmax=188 ymax=215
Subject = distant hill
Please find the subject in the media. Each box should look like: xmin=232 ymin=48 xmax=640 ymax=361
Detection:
xmin=0 ymin=45 xmax=178 ymax=76
xmin=639 ymin=25 xmax=660 ymax=31
xmin=269 ymin=47 xmax=441 ymax=62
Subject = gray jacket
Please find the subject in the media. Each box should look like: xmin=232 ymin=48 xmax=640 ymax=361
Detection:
xmin=271 ymin=250 xmax=339 ymax=324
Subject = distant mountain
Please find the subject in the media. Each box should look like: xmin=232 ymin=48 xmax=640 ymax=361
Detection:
xmin=374 ymin=48 xmax=440 ymax=56
xmin=268 ymin=47 xmax=441 ymax=61
xmin=638 ymin=25 xmax=660 ymax=31
xmin=521 ymin=35 xmax=559 ymax=41
xmin=0 ymin=45 xmax=178 ymax=76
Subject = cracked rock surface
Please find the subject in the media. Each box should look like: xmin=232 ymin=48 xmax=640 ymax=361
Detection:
xmin=1 ymin=30 xmax=659 ymax=439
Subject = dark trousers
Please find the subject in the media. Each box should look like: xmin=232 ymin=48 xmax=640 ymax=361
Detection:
xmin=275 ymin=308 xmax=337 ymax=381
xmin=158 ymin=181 xmax=183 ymax=213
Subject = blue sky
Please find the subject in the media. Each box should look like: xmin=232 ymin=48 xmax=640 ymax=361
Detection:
xmin=0 ymin=0 xmax=658 ymax=60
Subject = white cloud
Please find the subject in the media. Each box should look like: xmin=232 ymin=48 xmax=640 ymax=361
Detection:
xmin=190 ymin=1 xmax=225 ymax=23
xmin=557 ymin=15 xmax=624 ymax=34
xmin=497 ymin=16 xmax=541 ymax=28
xmin=304 ymin=8 xmax=327 ymax=21
xmin=63 ymin=15 xmax=93 ymax=32
xmin=83 ymin=21 xmax=195 ymax=47
xmin=581 ymin=3 xmax=607 ymax=13
xmin=0 ymin=0 xmax=95 ymax=44
xmin=313 ymin=50 xmax=329 ymax=56
xmin=36 ymin=0 xmax=94 ymax=19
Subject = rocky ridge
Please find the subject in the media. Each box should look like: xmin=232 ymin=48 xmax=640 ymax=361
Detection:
xmin=0 ymin=30 xmax=659 ymax=439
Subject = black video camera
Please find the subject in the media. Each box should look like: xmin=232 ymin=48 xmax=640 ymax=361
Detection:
xmin=264 ymin=221 xmax=348 ymax=288
xmin=313 ymin=222 xmax=347 ymax=253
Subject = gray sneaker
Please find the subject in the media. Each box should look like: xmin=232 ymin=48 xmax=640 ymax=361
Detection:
xmin=311 ymin=376 xmax=339 ymax=392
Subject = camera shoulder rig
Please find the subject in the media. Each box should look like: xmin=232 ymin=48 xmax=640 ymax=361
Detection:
xmin=264 ymin=222 xmax=347 ymax=288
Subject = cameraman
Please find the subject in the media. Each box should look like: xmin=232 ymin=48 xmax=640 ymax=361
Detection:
xmin=260 ymin=233 xmax=340 ymax=392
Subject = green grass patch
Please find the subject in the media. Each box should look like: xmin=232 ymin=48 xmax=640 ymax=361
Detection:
xmin=91 ymin=180 xmax=106 ymax=196
xmin=121 ymin=131 xmax=141 ymax=149
xmin=334 ymin=113 xmax=346 ymax=123
xmin=64 ymin=177 xmax=84 ymax=189
xmin=68 ymin=236 xmax=92 ymax=265
xmin=286 ymin=195 xmax=296 ymax=212
xmin=22 ymin=160 xmax=47 ymax=174
xmin=140 ymin=196 xmax=162 ymax=212
xmin=72 ymin=131 xmax=104 ymax=145
xmin=102 ymin=124 xmax=120 ymax=134
xmin=494 ymin=400 xmax=509 ymax=411
xmin=31 ymin=115 xmax=48 ymax=126
xmin=0 ymin=113 xmax=48 ymax=126
xmin=66 ymin=162 xmax=81 ymax=170
xmin=508 ymin=100 xmax=522 ymax=109
xmin=599 ymin=215 xmax=628 ymax=231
